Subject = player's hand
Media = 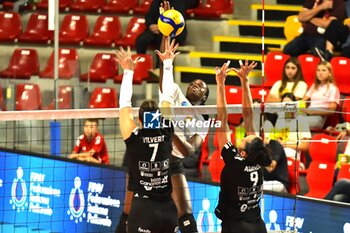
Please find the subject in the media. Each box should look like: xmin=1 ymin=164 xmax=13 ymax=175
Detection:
xmin=231 ymin=60 xmax=257 ymax=83
xmin=155 ymin=37 xmax=180 ymax=62
xmin=215 ymin=60 xmax=232 ymax=85
xmin=160 ymin=1 xmax=170 ymax=14
xmin=115 ymin=46 xmax=140 ymax=71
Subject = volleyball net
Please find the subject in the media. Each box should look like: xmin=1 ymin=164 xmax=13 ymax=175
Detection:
xmin=0 ymin=103 xmax=349 ymax=233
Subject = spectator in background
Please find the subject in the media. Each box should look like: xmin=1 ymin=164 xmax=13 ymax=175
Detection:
xmin=283 ymin=0 xmax=347 ymax=60
xmin=324 ymin=179 xmax=350 ymax=203
xmin=302 ymin=61 xmax=340 ymax=130
xmin=264 ymin=93 xmax=311 ymax=170
xmin=69 ymin=119 xmax=110 ymax=165
xmin=263 ymin=139 xmax=290 ymax=193
xmin=267 ymin=57 xmax=308 ymax=103
xmin=136 ymin=0 xmax=199 ymax=56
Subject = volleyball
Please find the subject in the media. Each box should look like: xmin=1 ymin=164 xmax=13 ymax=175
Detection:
xmin=158 ymin=9 xmax=185 ymax=37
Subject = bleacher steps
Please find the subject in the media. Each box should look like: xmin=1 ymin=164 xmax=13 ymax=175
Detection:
xmin=227 ymin=19 xmax=285 ymax=38
xmin=251 ymin=4 xmax=302 ymax=21
xmin=213 ymin=36 xmax=287 ymax=54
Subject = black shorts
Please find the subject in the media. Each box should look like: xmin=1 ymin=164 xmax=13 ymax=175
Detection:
xmin=170 ymin=156 xmax=185 ymax=175
xmin=221 ymin=218 xmax=267 ymax=233
xmin=128 ymin=195 xmax=178 ymax=233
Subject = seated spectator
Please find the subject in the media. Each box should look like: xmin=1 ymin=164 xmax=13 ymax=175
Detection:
xmin=267 ymin=57 xmax=308 ymax=103
xmin=302 ymin=61 xmax=340 ymax=130
xmin=263 ymin=139 xmax=290 ymax=193
xmin=315 ymin=18 xmax=349 ymax=61
xmin=265 ymin=93 xmax=311 ymax=170
xmin=69 ymin=119 xmax=110 ymax=164
xmin=324 ymin=179 xmax=350 ymax=203
xmin=136 ymin=0 xmax=199 ymax=57
xmin=283 ymin=0 xmax=347 ymax=59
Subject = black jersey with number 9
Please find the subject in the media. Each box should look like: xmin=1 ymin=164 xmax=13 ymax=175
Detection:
xmin=217 ymin=141 xmax=264 ymax=222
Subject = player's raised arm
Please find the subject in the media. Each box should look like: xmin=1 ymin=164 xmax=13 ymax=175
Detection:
xmin=155 ymin=37 xmax=180 ymax=117
xmin=232 ymin=60 xmax=257 ymax=136
xmin=215 ymin=61 xmax=232 ymax=151
xmin=116 ymin=46 xmax=140 ymax=140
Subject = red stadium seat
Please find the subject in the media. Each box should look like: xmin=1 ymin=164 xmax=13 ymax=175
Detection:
xmin=36 ymin=0 xmax=72 ymax=10
xmin=133 ymin=0 xmax=153 ymax=15
xmin=15 ymin=83 xmax=42 ymax=110
xmin=89 ymin=87 xmax=118 ymax=108
xmin=330 ymin=57 xmax=350 ymax=95
xmin=337 ymin=164 xmax=350 ymax=180
xmin=84 ymin=16 xmax=122 ymax=47
xmin=305 ymin=161 xmax=335 ymax=198
xmin=45 ymin=85 xmax=73 ymax=110
xmin=253 ymin=52 xmax=290 ymax=88
xmin=59 ymin=14 xmax=89 ymax=45
xmin=101 ymin=0 xmax=137 ymax=14
xmin=287 ymin=158 xmax=300 ymax=195
xmin=0 ymin=48 xmax=39 ymax=79
xmin=187 ymin=0 xmax=233 ymax=18
xmin=18 ymin=13 xmax=53 ymax=44
xmin=342 ymin=96 xmax=350 ymax=122
xmin=69 ymin=0 xmax=104 ymax=12
xmin=225 ymin=86 xmax=242 ymax=126
xmin=114 ymin=54 xmax=153 ymax=84
xmin=308 ymin=133 xmax=337 ymax=163
xmin=115 ymin=17 xmax=146 ymax=48
xmin=39 ymin=48 xmax=79 ymax=79
xmin=0 ymin=11 xmax=22 ymax=42
xmin=80 ymin=53 xmax=118 ymax=83
xmin=250 ymin=87 xmax=270 ymax=102
xmin=298 ymin=54 xmax=320 ymax=88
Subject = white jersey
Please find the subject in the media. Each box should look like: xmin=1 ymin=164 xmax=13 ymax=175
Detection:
xmin=160 ymin=84 xmax=208 ymax=158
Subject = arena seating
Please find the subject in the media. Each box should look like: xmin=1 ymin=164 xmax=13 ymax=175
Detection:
xmin=305 ymin=161 xmax=335 ymax=198
xmin=80 ymin=53 xmax=118 ymax=83
xmin=298 ymin=54 xmax=320 ymax=88
xmin=44 ymin=85 xmax=73 ymax=110
xmin=287 ymin=158 xmax=301 ymax=195
xmin=69 ymin=0 xmax=105 ymax=12
xmin=284 ymin=15 xmax=302 ymax=42
xmin=187 ymin=0 xmax=234 ymax=18
xmin=36 ymin=0 xmax=72 ymax=11
xmin=114 ymin=17 xmax=146 ymax=48
xmin=59 ymin=14 xmax=89 ymax=45
xmin=15 ymin=83 xmax=42 ymax=110
xmin=0 ymin=48 xmax=39 ymax=79
xmin=133 ymin=0 xmax=152 ymax=15
xmin=342 ymin=96 xmax=350 ymax=122
xmin=114 ymin=54 xmax=153 ymax=84
xmin=18 ymin=13 xmax=53 ymax=44
xmin=39 ymin=48 xmax=80 ymax=79
xmin=330 ymin=56 xmax=350 ymax=95
xmin=252 ymin=51 xmax=290 ymax=88
xmin=337 ymin=164 xmax=350 ymax=180
xmin=225 ymin=86 xmax=242 ymax=126
xmin=308 ymin=134 xmax=337 ymax=163
xmin=84 ymin=15 xmax=122 ymax=47
xmin=101 ymin=0 xmax=137 ymax=14
xmin=0 ymin=11 xmax=22 ymax=42
xmin=89 ymin=87 xmax=118 ymax=108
